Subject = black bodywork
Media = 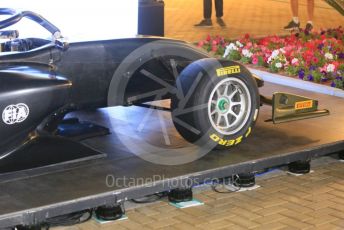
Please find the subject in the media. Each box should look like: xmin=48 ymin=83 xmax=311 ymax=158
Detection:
xmin=0 ymin=36 xmax=241 ymax=156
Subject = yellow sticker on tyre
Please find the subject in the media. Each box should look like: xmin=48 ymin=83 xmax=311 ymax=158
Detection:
xmin=210 ymin=127 xmax=252 ymax=146
xmin=210 ymin=134 xmax=243 ymax=146
xmin=245 ymin=127 xmax=252 ymax=138
xmin=216 ymin=66 xmax=241 ymax=77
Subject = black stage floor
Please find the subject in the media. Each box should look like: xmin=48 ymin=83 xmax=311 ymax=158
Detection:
xmin=0 ymin=82 xmax=344 ymax=227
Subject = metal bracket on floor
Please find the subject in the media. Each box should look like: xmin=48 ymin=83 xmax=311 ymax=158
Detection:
xmin=94 ymin=195 xmax=126 ymax=222
xmin=288 ymin=160 xmax=311 ymax=174
xmin=232 ymin=173 xmax=256 ymax=188
xmin=168 ymin=188 xmax=193 ymax=203
xmin=94 ymin=203 xmax=125 ymax=222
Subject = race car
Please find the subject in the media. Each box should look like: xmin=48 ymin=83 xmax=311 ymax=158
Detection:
xmin=0 ymin=8 xmax=329 ymax=161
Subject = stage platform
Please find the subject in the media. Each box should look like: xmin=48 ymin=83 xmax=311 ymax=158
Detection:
xmin=0 ymin=82 xmax=343 ymax=228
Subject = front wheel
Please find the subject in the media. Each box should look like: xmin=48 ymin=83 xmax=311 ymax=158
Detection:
xmin=171 ymin=58 xmax=260 ymax=149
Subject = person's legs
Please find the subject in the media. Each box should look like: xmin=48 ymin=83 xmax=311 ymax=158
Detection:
xmin=284 ymin=0 xmax=300 ymax=30
xmin=195 ymin=0 xmax=213 ymax=26
xmin=291 ymin=0 xmax=299 ymax=22
xmin=214 ymin=0 xmax=226 ymax=27
xmin=204 ymin=0 xmax=212 ymax=19
xmin=214 ymin=0 xmax=223 ymax=18
xmin=305 ymin=0 xmax=314 ymax=31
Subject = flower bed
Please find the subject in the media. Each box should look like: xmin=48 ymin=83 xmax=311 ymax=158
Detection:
xmin=197 ymin=27 xmax=344 ymax=89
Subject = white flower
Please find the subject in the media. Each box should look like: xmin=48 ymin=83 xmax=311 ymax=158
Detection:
xmin=326 ymin=64 xmax=335 ymax=72
xmin=279 ymin=48 xmax=286 ymax=54
xmin=271 ymin=50 xmax=280 ymax=58
xmin=242 ymin=49 xmax=253 ymax=58
xmin=228 ymin=43 xmax=238 ymax=51
xmin=267 ymin=49 xmax=280 ymax=63
xmin=236 ymin=41 xmax=244 ymax=48
xmin=291 ymin=58 xmax=299 ymax=65
xmin=325 ymin=53 xmax=333 ymax=60
xmin=275 ymin=62 xmax=283 ymax=68
xmin=223 ymin=43 xmax=238 ymax=58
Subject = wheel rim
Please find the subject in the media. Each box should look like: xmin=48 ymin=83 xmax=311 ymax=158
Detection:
xmin=208 ymin=78 xmax=252 ymax=136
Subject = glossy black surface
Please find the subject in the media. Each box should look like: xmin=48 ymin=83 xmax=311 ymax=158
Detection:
xmin=0 ymin=66 xmax=71 ymax=155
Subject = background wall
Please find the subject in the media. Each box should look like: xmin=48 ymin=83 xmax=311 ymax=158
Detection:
xmin=164 ymin=0 xmax=344 ymax=42
xmin=0 ymin=0 xmax=138 ymax=41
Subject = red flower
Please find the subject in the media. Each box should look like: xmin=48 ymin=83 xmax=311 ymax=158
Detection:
xmin=332 ymin=61 xmax=339 ymax=69
xmin=302 ymin=50 xmax=314 ymax=64
xmin=312 ymin=57 xmax=319 ymax=64
xmin=305 ymin=41 xmax=316 ymax=50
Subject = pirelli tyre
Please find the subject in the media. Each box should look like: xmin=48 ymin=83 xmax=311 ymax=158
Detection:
xmin=171 ymin=58 xmax=260 ymax=149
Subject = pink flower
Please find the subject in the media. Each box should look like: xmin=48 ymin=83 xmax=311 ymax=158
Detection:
xmin=252 ymin=55 xmax=259 ymax=65
xmin=212 ymin=45 xmax=218 ymax=52
xmin=197 ymin=41 xmax=204 ymax=47
xmin=291 ymin=58 xmax=299 ymax=66
xmin=212 ymin=40 xmax=218 ymax=46
xmin=261 ymin=46 xmax=268 ymax=53
xmin=246 ymin=42 xmax=253 ymax=49
xmin=319 ymin=66 xmax=327 ymax=73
